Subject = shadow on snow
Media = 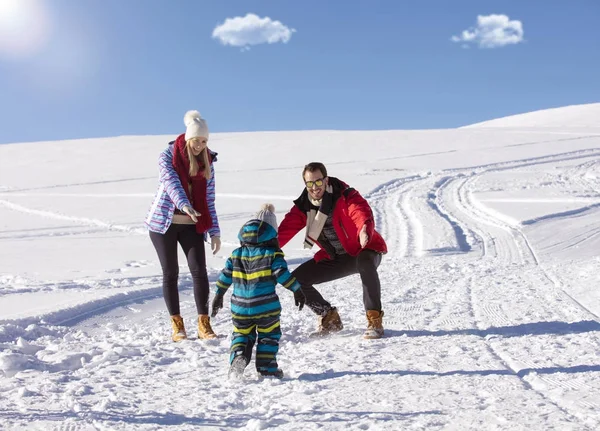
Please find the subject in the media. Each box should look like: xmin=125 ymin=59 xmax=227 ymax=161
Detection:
xmin=387 ymin=319 xmax=600 ymax=339
xmin=298 ymin=364 xmax=600 ymax=382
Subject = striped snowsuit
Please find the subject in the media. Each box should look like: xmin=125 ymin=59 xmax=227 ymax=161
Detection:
xmin=216 ymin=219 xmax=300 ymax=374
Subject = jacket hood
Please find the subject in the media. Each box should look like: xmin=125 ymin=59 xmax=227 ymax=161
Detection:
xmin=238 ymin=219 xmax=278 ymax=245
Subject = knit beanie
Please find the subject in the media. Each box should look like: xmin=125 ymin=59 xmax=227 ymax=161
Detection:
xmin=255 ymin=203 xmax=277 ymax=230
xmin=184 ymin=110 xmax=209 ymax=141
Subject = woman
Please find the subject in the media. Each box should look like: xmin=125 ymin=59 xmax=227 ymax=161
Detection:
xmin=146 ymin=110 xmax=221 ymax=342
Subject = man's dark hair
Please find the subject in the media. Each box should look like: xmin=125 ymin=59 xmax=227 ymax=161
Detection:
xmin=302 ymin=162 xmax=328 ymax=179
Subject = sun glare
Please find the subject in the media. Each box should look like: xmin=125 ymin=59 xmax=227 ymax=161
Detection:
xmin=0 ymin=0 xmax=20 ymax=19
xmin=0 ymin=0 xmax=52 ymax=60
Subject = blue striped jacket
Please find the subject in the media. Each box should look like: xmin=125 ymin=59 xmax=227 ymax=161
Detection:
xmin=145 ymin=143 xmax=220 ymax=238
xmin=216 ymin=220 xmax=300 ymax=318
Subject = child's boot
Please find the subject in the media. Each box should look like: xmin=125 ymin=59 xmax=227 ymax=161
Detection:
xmin=258 ymin=368 xmax=284 ymax=379
xmin=228 ymin=355 xmax=248 ymax=380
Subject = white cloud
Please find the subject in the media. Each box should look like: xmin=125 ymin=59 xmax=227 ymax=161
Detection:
xmin=212 ymin=13 xmax=295 ymax=48
xmin=452 ymin=14 xmax=524 ymax=49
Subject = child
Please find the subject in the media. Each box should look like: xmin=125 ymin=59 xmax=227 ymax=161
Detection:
xmin=211 ymin=204 xmax=306 ymax=379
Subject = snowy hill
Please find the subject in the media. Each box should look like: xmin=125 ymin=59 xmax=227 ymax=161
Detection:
xmin=463 ymin=102 xmax=600 ymax=129
xmin=1 ymin=104 xmax=600 ymax=430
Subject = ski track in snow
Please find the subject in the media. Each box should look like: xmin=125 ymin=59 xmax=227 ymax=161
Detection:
xmin=1 ymin=150 xmax=600 ymax=429
xmin=369 ymin=149 xmax=600 ymax=425
xmin=0 ymin=192 xmax=297 ymax=238
xmin=429 ymin=152 xmax=600 ymax=420
xmin=0 ymin=199 xmax=148 ymax=236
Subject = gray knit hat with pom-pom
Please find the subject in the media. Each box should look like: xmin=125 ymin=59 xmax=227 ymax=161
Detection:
xmin=255 ymin=203 xmax=277 ymax=230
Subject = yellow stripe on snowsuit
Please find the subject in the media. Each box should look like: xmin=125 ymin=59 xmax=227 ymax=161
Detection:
xmin=232 ymin=324 xmax=257 ymax=335
xmin=232 ymin=269 xmax=272 ymax=280
xmin=257 ymin=321 xmax=280 ymax=333
xmin=216 ymin=280 xmax=230 ymax=289
xmin=231 ymin=342 xmax=248 ymax=351
xmin=281 ymin=277 xmax=296 ymax=288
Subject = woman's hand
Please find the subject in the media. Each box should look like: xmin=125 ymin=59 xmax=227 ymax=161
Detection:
xmin=211 ymin=236 xmax=221 ymax=255
xmin=182 ymin=205 xmax=201 ymax=223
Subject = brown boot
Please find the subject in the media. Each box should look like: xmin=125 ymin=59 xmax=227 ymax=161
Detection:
xmin=197 ymin=315 xmax=217 ymax=339
xmin=170 ymin=314 xmax=187 ymax=342
xmin=364 ymin=310 xmax=384 ymax=339
xmin=311 ymin=307 xmax=343 ymax=337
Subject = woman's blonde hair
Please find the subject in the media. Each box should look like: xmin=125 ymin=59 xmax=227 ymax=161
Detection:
xmin=186 ymin=138 xmax=212 ymax=180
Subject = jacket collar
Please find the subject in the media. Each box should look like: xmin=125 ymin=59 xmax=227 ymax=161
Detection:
xmin=293 ymin=176 xmax=347 ymax=212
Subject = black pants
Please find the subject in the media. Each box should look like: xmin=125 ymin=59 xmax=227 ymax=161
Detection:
xmin=291 ymin=249 xmax=383 ymax=315
xmin=149 ymin=224 xmax=209 ymax=316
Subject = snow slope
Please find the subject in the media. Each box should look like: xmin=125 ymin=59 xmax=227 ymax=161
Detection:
xmin=0 ymin=104 xmax=599 ymax=430
xmin=463 ymin=102 xmax=600 ymax=129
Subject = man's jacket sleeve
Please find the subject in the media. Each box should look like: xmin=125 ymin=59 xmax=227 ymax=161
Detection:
xmin=277 ymin=205 xmax=306 ymax=248
xmin=345 ymin=189 xmax=375 ymax=240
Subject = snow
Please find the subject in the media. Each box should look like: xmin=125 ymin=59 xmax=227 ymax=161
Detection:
xmin=1 ymin=104 xmax=599 ymax=430
xmin=462 ymin=102 xmax=600 ymax=129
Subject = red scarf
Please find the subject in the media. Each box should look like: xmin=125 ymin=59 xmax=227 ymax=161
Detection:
xmin=172 ymin=133 xmax=213 ymax=234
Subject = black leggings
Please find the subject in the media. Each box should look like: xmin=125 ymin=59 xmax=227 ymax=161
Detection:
xmin=149 ymin=224 xmax=209 ymax=316
xmin=292 ymin=249 xmax=382 ymax=315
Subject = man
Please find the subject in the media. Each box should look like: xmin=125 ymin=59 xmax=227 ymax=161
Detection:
xmin=278 ymin=162 xmax=387 ymax=339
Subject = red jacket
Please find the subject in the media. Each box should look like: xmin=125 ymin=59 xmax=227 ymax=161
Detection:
xmin=278 ymin=178 xmax=387 ymax=262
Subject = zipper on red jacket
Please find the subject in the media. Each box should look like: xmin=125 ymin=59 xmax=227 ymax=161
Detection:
xmin=339 ymin=221 xmax=349 ymax=239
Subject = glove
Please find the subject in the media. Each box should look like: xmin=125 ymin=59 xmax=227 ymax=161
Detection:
xmin=182 ymin=205 xmax=201 ymax=223
xmin=211 ymin=293 xmax=224 ymax=317
xmin=211 ymin=236 xmax=221 ymax=255
xmin=293 ymin=288 xmax=306 ymax=311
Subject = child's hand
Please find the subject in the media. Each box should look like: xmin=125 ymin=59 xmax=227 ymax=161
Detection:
xmin=211 ymin=293 xmax=224 ymax=317
xmin=293 ymin=289 xmax=306 ymax=311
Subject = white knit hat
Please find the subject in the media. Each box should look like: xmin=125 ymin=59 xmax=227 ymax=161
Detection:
xmin=184 ymin=110 xmax=209 ymax=141
xmin=255 ymin=203 xmax=277 ymax=230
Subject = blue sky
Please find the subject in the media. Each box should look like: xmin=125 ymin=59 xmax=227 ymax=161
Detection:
xmin=0 ymin=0 xmax=598 ymax=144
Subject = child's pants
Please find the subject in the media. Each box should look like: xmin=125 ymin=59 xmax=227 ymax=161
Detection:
xmin=230 ymin=312 xmax=281 ymax=373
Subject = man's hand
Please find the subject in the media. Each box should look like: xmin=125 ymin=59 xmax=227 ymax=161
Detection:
xmin=182 ymin=205 xmax=201 ymax=223
xmin=211 ymin=236 xmax=221 ymax=255
xmin=359 ymin=224 xmax=369 ymax=248
xmin=211 ymin=293 xmax=224 ymax=317
xmin=293 ymin=288 xmax=306 ymax=311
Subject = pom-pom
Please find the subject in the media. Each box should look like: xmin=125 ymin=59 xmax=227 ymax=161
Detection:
xmin=261 ymin=203 xmax=275 ymax=213
xmin=184 ymin=110 xmax=202 ymax=127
